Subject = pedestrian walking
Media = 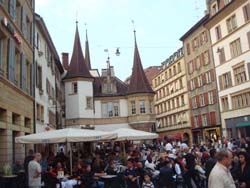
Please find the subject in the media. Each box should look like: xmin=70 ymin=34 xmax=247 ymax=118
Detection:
xmin=208 ymin=149 xmax=236 ymax=188
xmin=28 ymin=153 xmax=42 ymax=188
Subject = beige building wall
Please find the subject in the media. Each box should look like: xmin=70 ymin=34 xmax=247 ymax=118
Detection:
xmin=0 ymin=0 xmax=34 ymax=167
xmin=153 ymin=49 xmax=192 ymax=144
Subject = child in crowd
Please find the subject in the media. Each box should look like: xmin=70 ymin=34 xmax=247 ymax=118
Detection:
xmin=142 ymin=173 xmax=154 ymax=188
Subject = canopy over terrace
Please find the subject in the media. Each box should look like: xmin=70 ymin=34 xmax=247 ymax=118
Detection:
xmin=111 ymin=128 xmax=158 ymax=141
xmin=15 ymin=128 xmax=117 ymax=144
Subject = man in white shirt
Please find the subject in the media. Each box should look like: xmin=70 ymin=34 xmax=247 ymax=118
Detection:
xmin=208 ymin=149 xmax=236 ymax=188
xmin=28 ymin=153 xmax=42 ymax=188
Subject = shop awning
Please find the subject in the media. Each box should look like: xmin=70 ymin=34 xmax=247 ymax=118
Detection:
xmin=236 ymin=121 xmax=250 ymax=128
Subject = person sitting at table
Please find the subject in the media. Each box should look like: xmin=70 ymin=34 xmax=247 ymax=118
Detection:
xmin=12 ymin=160 xmax=24 ymax=174
xmin=54 ymin=162 xmax=68 ymax=178
xmin=124 ymin=158 xmax=139 ymax=188
xmin=92 ymin=152 xmax=105 ymax=173
xmin=81 ymin=164 xmax=105 ymax=188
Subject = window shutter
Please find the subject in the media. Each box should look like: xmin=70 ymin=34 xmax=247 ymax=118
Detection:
xmin=21 ymin=53 xmax=26 ymax=90
xmin=202 ymin=74 xmax=206 ymax=85
xmin=191 ymin=116 xmax=194 ymax=128
xmin=189 ymin=98 xmax=193 ymax=109
xmin=198 ymin=115 xmax=202 ymax=127
xmin=247 ymin=63 xmax=250 ymax=80
xmin=210 ymin=111 xmax=216 ymax=126
xmin=0 ymin=38 xmax=2 ymax=70
xmin=21 ymin=6 xmax=27 ymax=38
xmin=187 ymin=81 xmax=191 ymax=91
xmin=219 ymin=76 xmax=223 ymax=90
xmin=247 ymin=31 xmax=250 ymax=49
xmin=211 ymin=70 xmax=215 ymax=81
xmin=243 ymin=4 xmax=250 ymax=22
xmin=194 ymin=77 xmax=198 ymax=88
xmin=207 ymin=50 xmax=210 ymax=64
xmin=228 ymin=72 xmax=232 ymax=86
xmin=30 ymin=63 xmax=34 ymax=96
xmin=205 ymin=113 xmax=210 ymax=126
xmin=213 ymin=90 xmax=217 ymax=104
xmin=8 ymin=39 xmax=15 ymax=82
xmin=204 ymin=92 xmax=209 ymax=105
xmin=196 ymin=95 xmax=200 ymax=107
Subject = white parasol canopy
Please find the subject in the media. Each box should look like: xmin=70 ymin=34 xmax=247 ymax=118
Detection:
xmin=15 ymin=128 xmax=117 ymax=144
xmin=111 ymin=128 xmax=158 ymax=141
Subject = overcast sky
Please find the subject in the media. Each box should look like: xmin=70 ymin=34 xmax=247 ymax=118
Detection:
xmin=35 ymin=0 xmax=207 ymax=81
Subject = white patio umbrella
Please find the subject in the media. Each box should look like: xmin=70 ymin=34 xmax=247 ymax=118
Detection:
xmin=112 ymin=128 xmax=158 ymax=141
xmin=15 ymin=128 xmax=117 ymax=174
xmin=15 ymin=128 xmax=117 ymax=144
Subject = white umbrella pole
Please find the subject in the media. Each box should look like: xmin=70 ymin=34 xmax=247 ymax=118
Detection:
xmin=69 ymin=143 xmax=73 ymax=175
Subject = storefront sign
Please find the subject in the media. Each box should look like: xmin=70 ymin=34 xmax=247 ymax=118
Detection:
xmin=1 ymin=17 xmax=22 ymax=44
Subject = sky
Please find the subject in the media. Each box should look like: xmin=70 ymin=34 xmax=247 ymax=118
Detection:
xmin=35 ymin=0 xmax=207 ymax=81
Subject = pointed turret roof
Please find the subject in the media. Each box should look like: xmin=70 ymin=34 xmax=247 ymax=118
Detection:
xmin=127 ymin=31 xmax=154 ymax=94
xmin=64 ymin=22 xmax=92 ymax=80
xmin=85 ymin=30 xmax=91 ymax=70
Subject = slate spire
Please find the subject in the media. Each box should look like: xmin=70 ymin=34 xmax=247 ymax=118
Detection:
xmin=127 ymin=30 xmax=154 ymax=94
xmin=64 ymin=22 xmax=92 ymax=79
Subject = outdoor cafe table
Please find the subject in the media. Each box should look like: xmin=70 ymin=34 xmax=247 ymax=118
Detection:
xmin=100 ymin=175 xmax=118 ymax=188
xmin=0 ymin=175 xmax=18 ymax=188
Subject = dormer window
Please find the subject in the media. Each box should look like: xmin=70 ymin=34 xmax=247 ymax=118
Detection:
xmin=211 ymin=3 xmax=218 ymax=15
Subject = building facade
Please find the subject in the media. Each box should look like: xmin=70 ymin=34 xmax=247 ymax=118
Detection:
xmin=153 ymin=48 xmax=192 ymax=144
xmin=205 ymin=0 xmax=250 ymax=138
xmin=180 ymin=15 xmax=221 ymax=144
xmin=63 ymin=25 xmax=156 ymax=132
xmin=0 ymin=0 xmax=34 ymax=166
xmin=34 ymin=13 xmax=64 ymax=135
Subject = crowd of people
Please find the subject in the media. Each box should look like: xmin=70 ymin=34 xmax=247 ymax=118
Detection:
xmin=8 ymin=136 xmax=250 ymax=188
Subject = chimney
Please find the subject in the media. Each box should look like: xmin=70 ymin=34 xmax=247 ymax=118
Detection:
xmin=62 ymin=52 xmax=69 ymax=70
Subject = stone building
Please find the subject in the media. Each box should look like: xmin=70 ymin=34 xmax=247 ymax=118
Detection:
xmin=0 ymin=0 xmax=34 ymax=166
xmin=62 ymin=25 xmax=156 ymax=132
xmin=153 ymin=48 xmax=192 ymax=144
xmin=180 ymin=14 xmax=221 ymax=144
xmin=205 ymin=0 xmax=250 ymax=138
xmin=34 ymin=13 xmax=64 ymax=134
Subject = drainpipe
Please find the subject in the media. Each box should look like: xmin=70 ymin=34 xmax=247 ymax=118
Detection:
xmin=32 ymin=0 xmax=36 ymax=152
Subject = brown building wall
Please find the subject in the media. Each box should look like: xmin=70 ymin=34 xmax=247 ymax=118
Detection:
xmin=0 ymin=0 xmax=34 ymax=167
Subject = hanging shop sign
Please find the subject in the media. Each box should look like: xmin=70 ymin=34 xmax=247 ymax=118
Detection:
xmin=1 ymin=17 xmax=22 ymax=44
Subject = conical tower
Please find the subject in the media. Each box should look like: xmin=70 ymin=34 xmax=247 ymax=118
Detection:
xmin=63 ymin=22 xmax=94 ymax=126
xmin=85 ymin=29 xmax=91 ymax=70
xmin=127 ymin=30 xmax=155 ymax=132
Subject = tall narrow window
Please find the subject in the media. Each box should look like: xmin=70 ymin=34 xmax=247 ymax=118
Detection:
xmin=208 ymin=91 xmax=214 ymax=104
xmin=72 ymin=82 xmax=77 ymax=94
xmin=0 ymin=38 xmax=2 ymax=74
xmin=227 ymin=15 xmax=237 ymax=33
xmin=219 ymin=47 xmax=226 ymax=64
xmin=21 ymin=6 xmax=27 ymax=38
xmin=247 ymin=31 xmax=250 ymax=49
xmin=215 ymin=25 xmax=222 ymax=40
xmin=233 ymin=63 xmax=246 ymax=85
xmin=108 ymin=102 xmax=113 ymax=117
xmin=202 ymin=114 xmax=208 ymax=127
xmin=86 ymin=97 xmax=93 ymax=109
xmin=198 ymin=75 xmax=203 ymax=87
xmin=139 ymin=100 xmax=146 ymax=113
xmin=131 ymin=101 xmax=136 ymax=115
xmin=20 ymin=53 xmax=26 ymax=90
xmin=149 ymin=101 xmax=153 ymax=113
xmin=200 ymin=94 xmax=205 ymax=106
xmin=9 ymin=0 xmax=16 ymax=21
xmin=113 ymin=102 xmax=119 ymax=116
xmin=243 ymin=3 xmax=250 ymax=22
xmin=102 ymin=103 xmax=108 ymax=117
xmin=230 ymin=38 xmax=242 ymax=58
xmin=186 ymin=43 xmax=190 ymax=55
xmin=7 ymin=39 xmax=16 ymax=83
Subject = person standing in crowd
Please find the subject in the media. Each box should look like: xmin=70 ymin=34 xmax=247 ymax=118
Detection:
xmin=159 ymin=160 xmax=175 ymax=188
xmin=236 ymin=151 xmax=250 ymax=188
xmin=142 ymin=173 xmax=154 ymax=188
xmin=24 ymin=149 xmax=34 ymax=188
xmin=124 ymin=159 xmax=139 ymax=188
xmin=205 ymin=148 xmax=217 ymax=178
xmin=208 ymin=149 xmax=236 ymax=188
xmin=28 ymin=153 xmax=42 ymax=188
